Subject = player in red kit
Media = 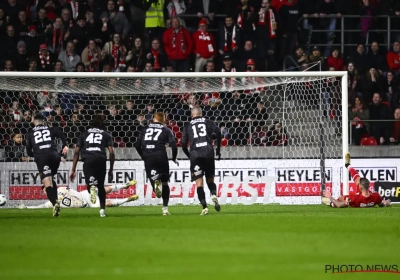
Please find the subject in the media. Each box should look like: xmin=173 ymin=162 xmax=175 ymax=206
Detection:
xmin=322 ymin=152 xmax=391 ymax=208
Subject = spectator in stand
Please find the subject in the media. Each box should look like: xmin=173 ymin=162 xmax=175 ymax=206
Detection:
xmin=106 ymin=105 xmax=122 ymax=121
xmin=37 ymin=43 xmax=55 ymax=71
xmin=102 ymin=33 xmax=127 ymax=72
xmin=60 ymin=8 xmax=72 ymax=31
xmin=238 ymin=40 xmax=257 ymax=72
xmin=45 ymin=16 xmax=65 ymax=57
xmin=4 ymin=0 xmax=22 ymax=22
xmin=163 ymin=16 xmax=192 ymax=72
xmin=28 ymin=57 xmax=37 ymax=71
xmin=15 ymin=40 xmax=29 ymax=71
xmin=192 ymin=18 xmax=216 ymax=72
xmin=2 ymin=59 xmax=14 ymax=71
xmin=218 ymin=16 xmax=241 ymax=60
xmin=126 ymin=37 xmax=146 ymax=71
xmin=82 ymin=39 xmax=101 ymax=72
xmin=326 ymin=48 xmax=343 ymax=71
xmin=166 ymin=0 xmax=186 ymax=28
xmin=63 ymin=0 xmax=91 ymax=22
xmin=188 ymin=0 xmax=218 ymax=29
xmin=23 ymin=25 xmax=42 ymax=56
xmin=300 ymin=0 xmax=318 ymax=47
xmin=369 ymin=92 xmax=392 ymax=145
xmin=347 ymin=44 xmax=370 ymax=76
xmin=146 ymin=38 xmax=167 ymax=72
xmin=278 ymin=0 xmax=301 ymax=63
xmin=347 ymin=62 xmax=361 ymax=96
xmin=390 ymin=108 xmax=400 ymax=144
xmin=13 ymin=10 xmax=30 ymax=37
xmin=265 ymin=121 xmax=288 ymax=146
xmin=285 ymin=45 xmax=308 ymax=71
xmin=121 ymin=99 xmax=140 ymax=121
xmin=0 ymin=24 xmax=19 ymax=63
xmin=385 ymin=71 xmax=400 ymax=110
xmin=101 ymin=0 xmax=130 ymax=39
xmin=53 ymin=105 xmax=68 ymax=127
xmin=308 ymin=46 xmax=326 ymax=71
xmin=387 ymin=40 xmax=400 ymax=75
xmin=317 ymin=0 xmax=342 ymax=57
xmin=66 ymin=15 xmax=89 ymax=55
xmin=58 ymin=41 xmax=81 ymax=71
xmin=33 ymin=7 xmax=53 ymax=37
xmin=360 ymin=0 xmax=376 ymax=41
xmin=4 ymin=131 xmax=29 ymax=162
xmin=142 ymin=103 xmax=156 ymax=120
xmin=8 ymin=101 xmax=22 ymax=122
xmin=367 ymin=41 xmax=388 ymax=74
xmin=143 ymin=0 xmax=168 ymax=42
xmin=17 ymin=110 xmax=34 ymax=134
xmin=204 ymin=60 xmax=215 ymax=72
xmin=235 ymin=0 xmax=256 ymax=42
xmin=255 ymin=0 xmax=278 ymax=71
xmin=221 ymin=54 xmax=237 ymax=90
xmin=349 ymin=96 xmax=370 ymax=145
xmin=74 ymin=61 xmax=85 ymax=71
xmin=247 ymin=101 xmax=269 ymax=126
xmin=97 ymin=16 xmax=116 ymax=48
xmin=0 ymin=8 xmax=7 ymax=35
xmin=220 ymin=123 xmax=229 ymax=139
xmin=228 ymin=117 xmax=249 ymax=146
xmin=359 ymin=68 xmax=383 ymax=102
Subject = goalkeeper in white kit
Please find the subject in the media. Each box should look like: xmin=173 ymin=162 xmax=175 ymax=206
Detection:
xmin=17 ymin=180 xmax=138 ymax=209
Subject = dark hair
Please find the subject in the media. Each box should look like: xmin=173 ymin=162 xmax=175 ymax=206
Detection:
xmin=34 ymin=114 xmax=45 ymax=121
xmin=92 ymin=114 xmax=105 ymax=129
xmin=359 ymin=178 xmax=370 ymax=190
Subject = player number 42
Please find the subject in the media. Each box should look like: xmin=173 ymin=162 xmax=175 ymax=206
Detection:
xmin=86 ymin=133 xmax=103 ymax=144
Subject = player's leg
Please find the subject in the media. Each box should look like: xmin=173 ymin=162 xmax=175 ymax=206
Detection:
xmin=191 ymin=158 xmax=208 ymax=215
xmin=50 ymin=156 xmax=61 ymax=201
xmin=106 ymin=180 xmax=137 ymax=193
xmin=83 ymin=159 xmax=98 ymax=204
xmin=205 ymin=158 xmax=220 ymax=212
xmin=18 ymin=201 xmax=53 ymax=209
xmin=345 ymin=152 xmax=360 ymax=188
xmin=107 ymin=195 xmax=139 ymax=207
xmin=145 ymin=158 xmax=162 ymax=198
xmin=36 ymin=158 xmax=60 ymax=217
xmin=97 ymin=159 xmax=107 ymax=217
xmin=159 ymin=157 xmax=171 ymax=215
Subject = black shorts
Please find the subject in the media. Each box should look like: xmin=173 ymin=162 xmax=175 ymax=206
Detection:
xmin=35 ymin=155 xmax=61 ymax=180
xmin=144 ymin=155 xmax=170 ymax=182
xmin=190 ymin=157 xmax=215 ymax=181
xmin=83 ymin=158 xmax=107 ymax=188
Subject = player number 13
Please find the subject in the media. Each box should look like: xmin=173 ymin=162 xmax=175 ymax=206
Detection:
xmin=192 ymin=124 xmax=206 ymax=138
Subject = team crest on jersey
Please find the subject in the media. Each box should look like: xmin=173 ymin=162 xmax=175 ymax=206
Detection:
xmin=150 ymin=170 xmax=159 ymax=180
xmin=193 ymin=165 xmax=202 ymax=176
xmin=43 ymin=165 xmax=51 ymax=175
xmin=89 ymin=176 xmax=98 ymax=186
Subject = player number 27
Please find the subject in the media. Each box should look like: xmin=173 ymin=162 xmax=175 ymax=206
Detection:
xmin=145 ymin=128 xmax=162 ymax=141
xmin=34 ymin=130 xmax=51 ymax=143
xmin=192 ymin=124 xmax=206 ymax=138
xmin=86 ymin=133 xmax=103 ymax=144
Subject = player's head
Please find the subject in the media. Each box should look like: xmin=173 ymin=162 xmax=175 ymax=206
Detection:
xmin=33 ymin=114 xmax=45 ymax=126
xmin=191 ymin=106 xmax=203 ymax=118
xmin=153 ymin=112 xmax=166 ymax=123
xmin=92 ymin=114 xmax=105 ymax=129
xmin=359 ymin=178 xmax=370 ymax=191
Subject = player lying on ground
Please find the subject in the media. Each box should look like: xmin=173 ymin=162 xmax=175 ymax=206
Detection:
xmin=182 ymin=107 xmax=222 ymax=215
xmin=26 ymin=114 xmax=69 ymax=217
xmin=135 ymin=112 xmax=178 ymax=215
xmin=322 ymin=152 xmax=391 ymax=208
xmin=17 ymin=181 xmax=138 ymax=209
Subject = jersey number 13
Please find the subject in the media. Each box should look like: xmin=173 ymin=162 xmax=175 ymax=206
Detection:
xmin=192 ymin=124 xmax=206 ymax=138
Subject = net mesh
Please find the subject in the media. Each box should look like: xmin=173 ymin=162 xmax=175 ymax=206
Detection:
xmin=0 ymin=73 xmax=345 ymax=207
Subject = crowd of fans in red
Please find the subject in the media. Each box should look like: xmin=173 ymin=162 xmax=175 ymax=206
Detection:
xmin=1 ymin=0 xmax=400 ymax=161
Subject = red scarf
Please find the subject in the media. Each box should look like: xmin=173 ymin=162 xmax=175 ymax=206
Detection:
xmin=172 ymin=27 xmax=186 ymax=52
xmin=221 ymin=67 xmax=236 ymax=89
xmin=151 ymin=49 xmax=161 ymax=70
xmin=224 ymin=26 xmax=236 ymax=52
xmin=70 ymin=0 xmax=79 ymax=19
xmin=39 ymin=51 xmax=50 ymax=68
xmin=258 ymin=9 xmax=277 ymax=38
xmin=112 ymin=44 xmax=126 ymax=69
xmin=53 ymin=27 xmax=64 ymax=54
xmin=237 ymin=6 xmax=256 ymax=30
xmin=170 ymin=3 xmax=176 ymax=17
xmin=87 ymin=47 xmax=98 ymax=72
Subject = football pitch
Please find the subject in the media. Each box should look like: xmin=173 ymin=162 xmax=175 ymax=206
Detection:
xmin=0 ymin=205 xmax=399 ymax=280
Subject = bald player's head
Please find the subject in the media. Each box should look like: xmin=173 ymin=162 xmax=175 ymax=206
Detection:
xmin=191 ymin=106 xmax=202 ymax=118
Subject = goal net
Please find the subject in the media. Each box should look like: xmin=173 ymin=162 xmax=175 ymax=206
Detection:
xmin=0 ymin=71 xmax=348 ymax=208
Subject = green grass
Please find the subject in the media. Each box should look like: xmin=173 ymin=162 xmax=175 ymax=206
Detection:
xmin=0 ymin=205 xmax=400 ymax=280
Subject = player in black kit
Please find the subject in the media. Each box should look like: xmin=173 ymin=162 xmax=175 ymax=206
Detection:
xmin=135 ymin=112 xmax=178 ymax=215
xmin=70 ymin=115 xmax=115 ymax=218
xmin=26 ymin=114 xmax=68 ymax=217
xmin=182 ymin=107 xmax=222 ymax=215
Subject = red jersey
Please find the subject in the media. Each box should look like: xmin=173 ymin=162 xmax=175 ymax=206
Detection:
xmin=345 ymin=192 xmax=382 ymax=208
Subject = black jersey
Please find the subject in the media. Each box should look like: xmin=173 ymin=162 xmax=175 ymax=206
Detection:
xmin=182 ymin=117 xmax=221 ymax=159
xmin=77 ymin=128 xmax=113 ymax=161
xmin=135 ymin=122 xmax=177 ymax=160
xmin=26 ymin=125 xmax=67 ymax=158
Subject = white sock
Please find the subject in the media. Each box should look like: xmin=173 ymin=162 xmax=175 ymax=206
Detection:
xmin=110 ymin=183 xmax=127 ymax=192
xmin=110 ymin=198 xmax=129 ymax=206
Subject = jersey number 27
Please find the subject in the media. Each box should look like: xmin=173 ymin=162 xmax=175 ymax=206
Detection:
xmin=145 ymin=128 xmax=162 ymax=141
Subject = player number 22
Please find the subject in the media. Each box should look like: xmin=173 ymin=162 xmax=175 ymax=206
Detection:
xmin=145 ymin=128 xmax=162 ymax=141
xmin=192 ymin=124 xmax=207 ymax=138
xmin=86 ymin=133 xmax=103 ymax=144
xmin=34 ymin=130 xmax=51 ymax=143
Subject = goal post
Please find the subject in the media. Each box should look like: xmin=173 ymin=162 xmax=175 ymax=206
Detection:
xmin=0 ymin=71 xmax=349 ymax=207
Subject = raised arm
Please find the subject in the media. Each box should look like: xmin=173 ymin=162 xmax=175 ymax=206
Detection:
xmin=181 ymin=125 xmax=190 ymax=159
xmin=167 ymin=129 xmax=178 ymax=163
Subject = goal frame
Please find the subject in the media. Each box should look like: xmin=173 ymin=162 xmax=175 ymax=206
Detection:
xmin=0 ymin=71 xmax=349 ymax=196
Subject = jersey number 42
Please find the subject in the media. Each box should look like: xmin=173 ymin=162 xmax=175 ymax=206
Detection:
xmin=86 ymin=133 xmax=103 ymax=144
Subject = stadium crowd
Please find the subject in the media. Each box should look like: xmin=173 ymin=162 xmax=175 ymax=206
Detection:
xmin=1 ymin=0 xmax=400 ymax=161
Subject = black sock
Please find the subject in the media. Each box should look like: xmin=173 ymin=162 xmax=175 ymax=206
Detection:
xmin=197 ymin=187 xmax=207 ymax=209
xmin=97 ymin=186 xmax=106 ymax=210
xmin=150 ymin=180 xmax=155 ymax=193
xmin=45 ymin=186 xmax=57 ymax=206
xmin=52 ymin=180 xmax=58 ymax=200
xmin=162 ymin=184 xmax=170 ymax=207
xmin=345 ymin=163 xmax=350 ymax=168
xmin=207 ymin=182 xmax=217 ymax=196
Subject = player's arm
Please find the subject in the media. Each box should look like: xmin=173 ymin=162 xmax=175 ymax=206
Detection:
xmin=323 ymin=190 xmax=348 ymax=208
xmin=53 ymin=127 xmax=68 ymax=154
xmin=25 ymin=133 xmax=34 ymax=157
xmin=106 ymin=133 xmax=115 ymax=182
xmin=212 ymin=121 xmax=222 ymax=160
xmin=134 ymin=128 xmax=145 ymax=159
xmin=181 ymin=124 xmax=190 ymax=159
xmin=167 ymin=129 xmax=178 ymax=163
xmin=378 ymin=194 xmax=391 ymax=207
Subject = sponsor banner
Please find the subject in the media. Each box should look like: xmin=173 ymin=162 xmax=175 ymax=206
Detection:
xmin=374 ymin=182 xmax=400 ymax=202
xmin=340 ymin=167 xmax=397 ymax=195
xmin=275 ymin=167 xmax=333 ymax=196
